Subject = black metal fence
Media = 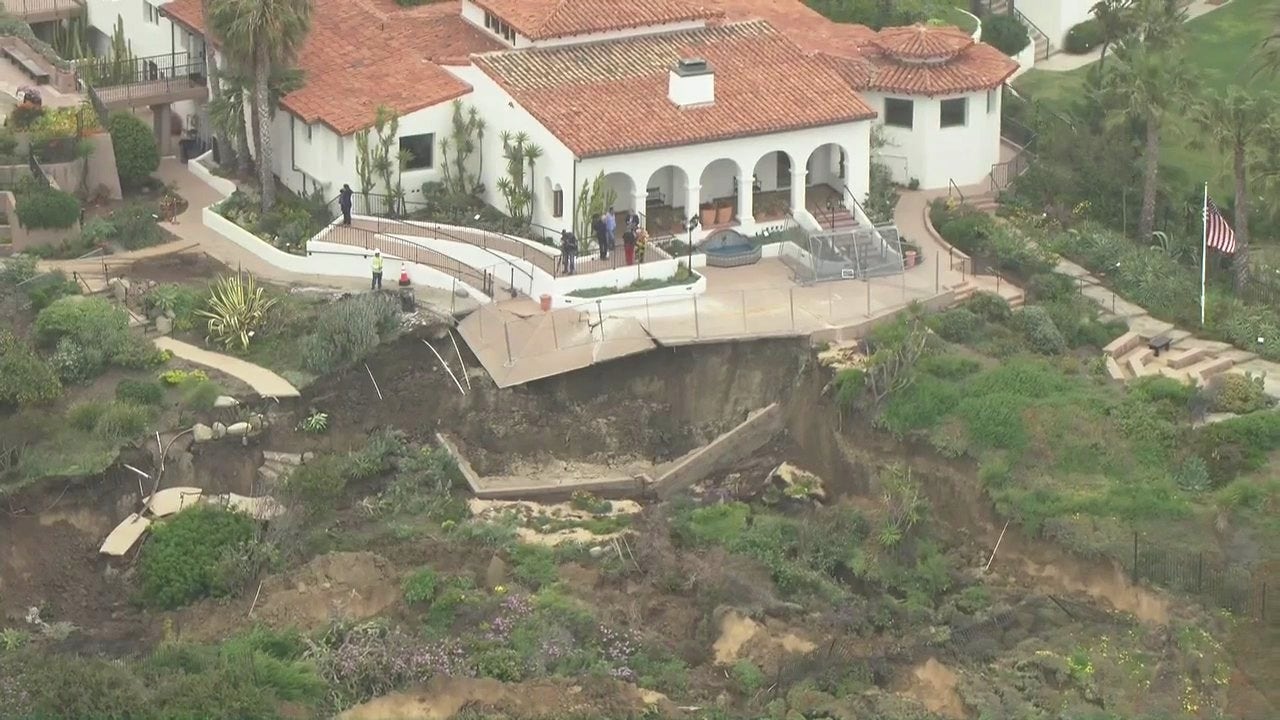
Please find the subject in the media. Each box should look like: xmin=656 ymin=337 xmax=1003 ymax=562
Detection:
xmin=1129 ymin=532 xmax=1273 ymax=623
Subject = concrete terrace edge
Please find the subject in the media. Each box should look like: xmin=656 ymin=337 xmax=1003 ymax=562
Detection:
xmin=653 ymin=403 xmax=785 ymax=500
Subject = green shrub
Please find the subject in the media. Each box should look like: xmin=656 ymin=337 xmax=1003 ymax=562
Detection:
xmin=833 ymin=367 xmax=866 ymax=410
xmin=116 ymin=378 xmax=165 ymax=406
xmin=78 ymin=216 xmax=117 ymax=245
xmin=299 ymin=293 xmax=401 ymax=374
xmin=34 ymin=296 xmax=127 ymax=348
xmin=160 ymin=368 xmax=207 ymax=386
xmin=918 ymin=354 xmax=980 ymax=380
xmin=964 ymin=291 xmax=1012 ymax=322
xmin=50 ymin=336 xmax=106 ymax=383
xmin=1174 ymin=456 xmax=1210 ymax=493
xmin=197 ymin=274 xmax=279 ymax=352
xmin=15 ymin=186 xmax=81 ymax=230
xmin=1027 ymin=273 xmax=1076 ymax=303
xmin=22 ymin=271 xmax=80 ymax=311
xmin=0 ymin=328 xmax=61 ymax=406
xmin=509 ymin=544 xmax=558 ymax=589
xmin=1205 ymin=373 xmax=1269 ymax=415
xmin=401 ymin=567 xmax=438 ymax=605
xmin=474 ymin=648 xmax=525 ymax=682
xmin=731 ymin=659 xmax=765 ymax=694
xmin=1015 ymin=306 xmax=1068 ymax=355
xmin=108 ymin=112 xmax=160 ymax=187
xmin=67 ymin=400 xmax=109 ymax=431
xmin=179 ymin=376 xmax=222 ymax=410
xmin=982 ymin=13 xmax=1031 ymax=55
xmin=283 ymin=455 xmax=350 ymax=511
xmin=1193 ymin=411 xmax=1280 ymax=486
xmin=928 ymin=308 xmax=982 ymax=343
xmin=112 ymin=202 xmax=164 ymax=249
xmin=1064 ymin=18 xmax=1102 ymax=54
xmin=94 ymin=401 xmax=151 ymax=440
xmin=145 ymin=283 xmax=204 ymax=330
xmin=138 ymin=506 xmax=256 ymax=608
xmin=671 ymin=501 xmax=750 ymax=546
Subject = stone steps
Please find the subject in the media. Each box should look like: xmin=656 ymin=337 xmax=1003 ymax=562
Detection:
xmin=1186 ymin=357 xmax=1235 ymax=384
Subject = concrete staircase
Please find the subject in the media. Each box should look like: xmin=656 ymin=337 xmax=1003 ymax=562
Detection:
xmin=951 ymin=280 xmax=1025 ymax=309
xmin=1102 ymin=330 xmax=1253 ymax=384
xmin=811 ymin=205 xmax=858 ymax=233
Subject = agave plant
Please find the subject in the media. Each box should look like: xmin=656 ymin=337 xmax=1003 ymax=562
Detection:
xmin=196 ymin=273 xmax=278 ymax=352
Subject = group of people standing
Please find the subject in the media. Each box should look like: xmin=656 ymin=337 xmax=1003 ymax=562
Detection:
xmin=558 ymin=207 xmax=648 ymax=275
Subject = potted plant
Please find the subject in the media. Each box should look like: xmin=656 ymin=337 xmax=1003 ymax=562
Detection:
xmin=715 ymin=199 xmax=732 ymax=225
xmin=700 ymin=202 xmax=715 ymax=227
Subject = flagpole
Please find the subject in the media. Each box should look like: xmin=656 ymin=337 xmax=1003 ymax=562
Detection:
xmin=1200 ymin=182 xmax=1208 ymax=327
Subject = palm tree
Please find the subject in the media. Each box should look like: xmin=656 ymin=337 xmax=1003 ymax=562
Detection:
xmin=1090 ymin=0 xmax=1135 ymax=76
xmin=208 ymin=0 xmax=311 ymax=212
xmin=1254 ymin=4 xmax=1280 ymax=77
xmin=199 ymin=0 xmax=229 ymax=170
xmin=1104 ymin=42 xmax=1197 ymax=243
xmin=1133 ymin=0 xmax=1187 ymax=51
xmin=208 ymin=68 xmax=252 ymax=178
xmin=1190 ymin=88 xmax=1278 ymax=291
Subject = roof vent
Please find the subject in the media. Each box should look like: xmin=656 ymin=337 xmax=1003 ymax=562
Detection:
xmin=669 ymin=57 xmax=713 ymax=108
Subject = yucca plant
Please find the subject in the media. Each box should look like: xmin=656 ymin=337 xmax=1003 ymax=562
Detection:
xmin=298 ymin=411 xmax=329 ymax=434
xmin=196 ymin=273 xmax=278 ymax=352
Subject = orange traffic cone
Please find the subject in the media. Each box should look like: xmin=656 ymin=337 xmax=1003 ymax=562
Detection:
xmin=398 ymin=263 xmax=410 ymax=287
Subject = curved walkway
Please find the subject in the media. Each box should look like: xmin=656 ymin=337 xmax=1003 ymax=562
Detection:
xmin=154 ymin=336 xmax=300 ymax=398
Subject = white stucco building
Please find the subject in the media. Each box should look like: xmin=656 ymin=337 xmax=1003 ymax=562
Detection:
xmin=141 ymin=0 xmax=1016 ymax=237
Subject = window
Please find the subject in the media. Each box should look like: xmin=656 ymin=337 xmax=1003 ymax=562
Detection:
xmin=987 ymin=89 xmax=997 ymax=114
xmin=940 ymin=98 xmax=967 ymax=128
xmin=484 ymin=11 xmax=495 ymax=29
xmin=336 ymin=136 xmax=344 ymax=163
xmin=143 ymin=1 xmax=160 ymax=24
xmin=883 ymin=98 xmax=913 ymax=129
xmin=399 ymin=133 xmax=435 ymax=170
xmin=552 ymin=188 xmax=564 ymax=218
xmin=305 ymin=124 xmax=313 ymax=143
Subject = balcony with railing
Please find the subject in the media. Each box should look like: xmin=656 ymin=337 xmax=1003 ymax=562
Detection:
xmin=0 ymin=0 xmax=83 ymax=24
xmin=79 ymin=51 xmax=208 ymax=111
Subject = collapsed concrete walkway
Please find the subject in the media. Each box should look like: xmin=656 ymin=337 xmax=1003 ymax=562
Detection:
xmin=154 ymin=336 xmax=300 ymax=398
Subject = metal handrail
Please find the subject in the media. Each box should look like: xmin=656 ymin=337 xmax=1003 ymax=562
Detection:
xmin=346 ymin=214 xmax=531 ymax=294
xmin=948 ymin=179 xmax=965 ymax=203
xmin=315 ymin=224 xmax=507 ymax=298
xmin=1012 ymin=8 xmax=1052 ymax=61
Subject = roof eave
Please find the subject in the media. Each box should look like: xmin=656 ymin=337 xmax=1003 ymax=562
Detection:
xmin=575 ymin=113 xmax=878 ymax=159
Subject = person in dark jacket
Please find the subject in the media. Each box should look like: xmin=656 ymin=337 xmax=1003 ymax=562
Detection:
xmin=339 ymin=184 xmax=354 ymax=225
xmin=593 ymin=213 xmax=608 ymax=260
xmin=560 ymin=230 xmax=577 ymax=274
xmin=623 ymin=227 xmax=637 ymax=266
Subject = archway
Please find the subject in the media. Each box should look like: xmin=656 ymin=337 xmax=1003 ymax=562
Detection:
xmin=806 ymin=143 xmax=849 ymax=200
xmin=643 ymin=165 xmax=689 ymax=235
xmin=699 ymin=158 xmax=740 ymax=227
xmin=751 ymin=150 xmax=795 ymax=222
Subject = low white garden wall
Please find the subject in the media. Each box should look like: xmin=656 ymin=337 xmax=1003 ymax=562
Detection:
xmin=1009 ymin=42 xmax=1037 ymax=81
xmin=190 ymin=151 xmax=237 ymax=196
xmin=556 ymin=272 xmax=707 ymax=312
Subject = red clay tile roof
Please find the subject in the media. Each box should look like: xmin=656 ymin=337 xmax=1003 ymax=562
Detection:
xmin=474 ymin=20 xmax=876 ymax=158
xmin=873 ymin=24 xmax=973 ymax=60
xmin=162 ymin=0 xmax=502 ymax=135
xmin=473 ymin=0 xmax=722 ymax=40
xmin=861 ymin=25 xmax=1018 ymax=95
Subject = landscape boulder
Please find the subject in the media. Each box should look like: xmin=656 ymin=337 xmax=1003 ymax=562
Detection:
xmin=212 ymin=421 xmax=227 ymax=439
xmin=192 ymin=423 xmax=215 ymax=443
xmin=154 ymin=316 xmax=173 ymax=335
xmin=213 ymin=395 xmax=239 ymax=409
xmin=226 ymin=422 xmax=251 ymax=437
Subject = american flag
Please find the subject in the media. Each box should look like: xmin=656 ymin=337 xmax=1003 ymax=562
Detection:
xmin=1205 ymin=197 xmax=1236 ymax=254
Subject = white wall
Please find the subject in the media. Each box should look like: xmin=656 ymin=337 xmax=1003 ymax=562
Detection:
xmin=1018 ymin=0 xmax=1094 ymax=49
xmin=865 ymin=89 xmax=1000 ymax=189
xmin=577 ymin=120 xmax=871 ymax=230
xmin=446 ymin=65 xmax=579 ymax=234
xmin=276 ymin=101 xmax=456 ymax=203
xmin=86 ymin=0 xmax=183 ymax=59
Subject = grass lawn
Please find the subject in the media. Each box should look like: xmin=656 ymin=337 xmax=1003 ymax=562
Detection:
xmin=1013 ymin=0 xmax=1277 ymax=198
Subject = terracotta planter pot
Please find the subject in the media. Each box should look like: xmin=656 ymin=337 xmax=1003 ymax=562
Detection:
xmin=700 ymin=204 xmax=715 ymax=227
xmin=905 ymin=250 xmax=917 ymax=268
xmin=715 ymin=203 xmax=733 ymax=225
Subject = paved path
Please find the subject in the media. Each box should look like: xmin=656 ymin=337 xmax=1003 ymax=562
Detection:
xmin=1034 ymin=0 xmax=1230 ymax=72
xmin=154 ymin=336 xmax=300 ymax=398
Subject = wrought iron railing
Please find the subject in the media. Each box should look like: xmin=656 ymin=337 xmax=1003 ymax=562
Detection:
xmin=1013 ymin=8 xmax=1053 ymax=61
xmin=989 ymin=117 xmax=1038 ymax=193
xmin=0 ymin=0 xmax=83 ymax=18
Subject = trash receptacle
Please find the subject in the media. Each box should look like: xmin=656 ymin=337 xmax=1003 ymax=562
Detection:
xmin=539 ymin=294 xmax=552 ymax=312
xmin=178 ymin=138 xmax=195 ymax=164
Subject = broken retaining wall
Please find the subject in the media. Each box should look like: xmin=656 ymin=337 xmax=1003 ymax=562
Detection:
xmin=653 ymin=403 xmax=783 ymax=499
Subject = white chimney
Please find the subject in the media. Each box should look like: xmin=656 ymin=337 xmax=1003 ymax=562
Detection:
xmin=668 ymin=57 xmax=714 ymax=108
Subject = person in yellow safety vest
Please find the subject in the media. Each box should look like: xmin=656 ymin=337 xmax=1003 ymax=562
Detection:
xmin=371 ymin=251 xmax=384 ymax=290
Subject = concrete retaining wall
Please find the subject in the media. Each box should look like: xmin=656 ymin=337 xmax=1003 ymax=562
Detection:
xmin=653 ymin=403 xmax=783 ymax=499
xmin=436 ymin=432 xmax=649 ymax=500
